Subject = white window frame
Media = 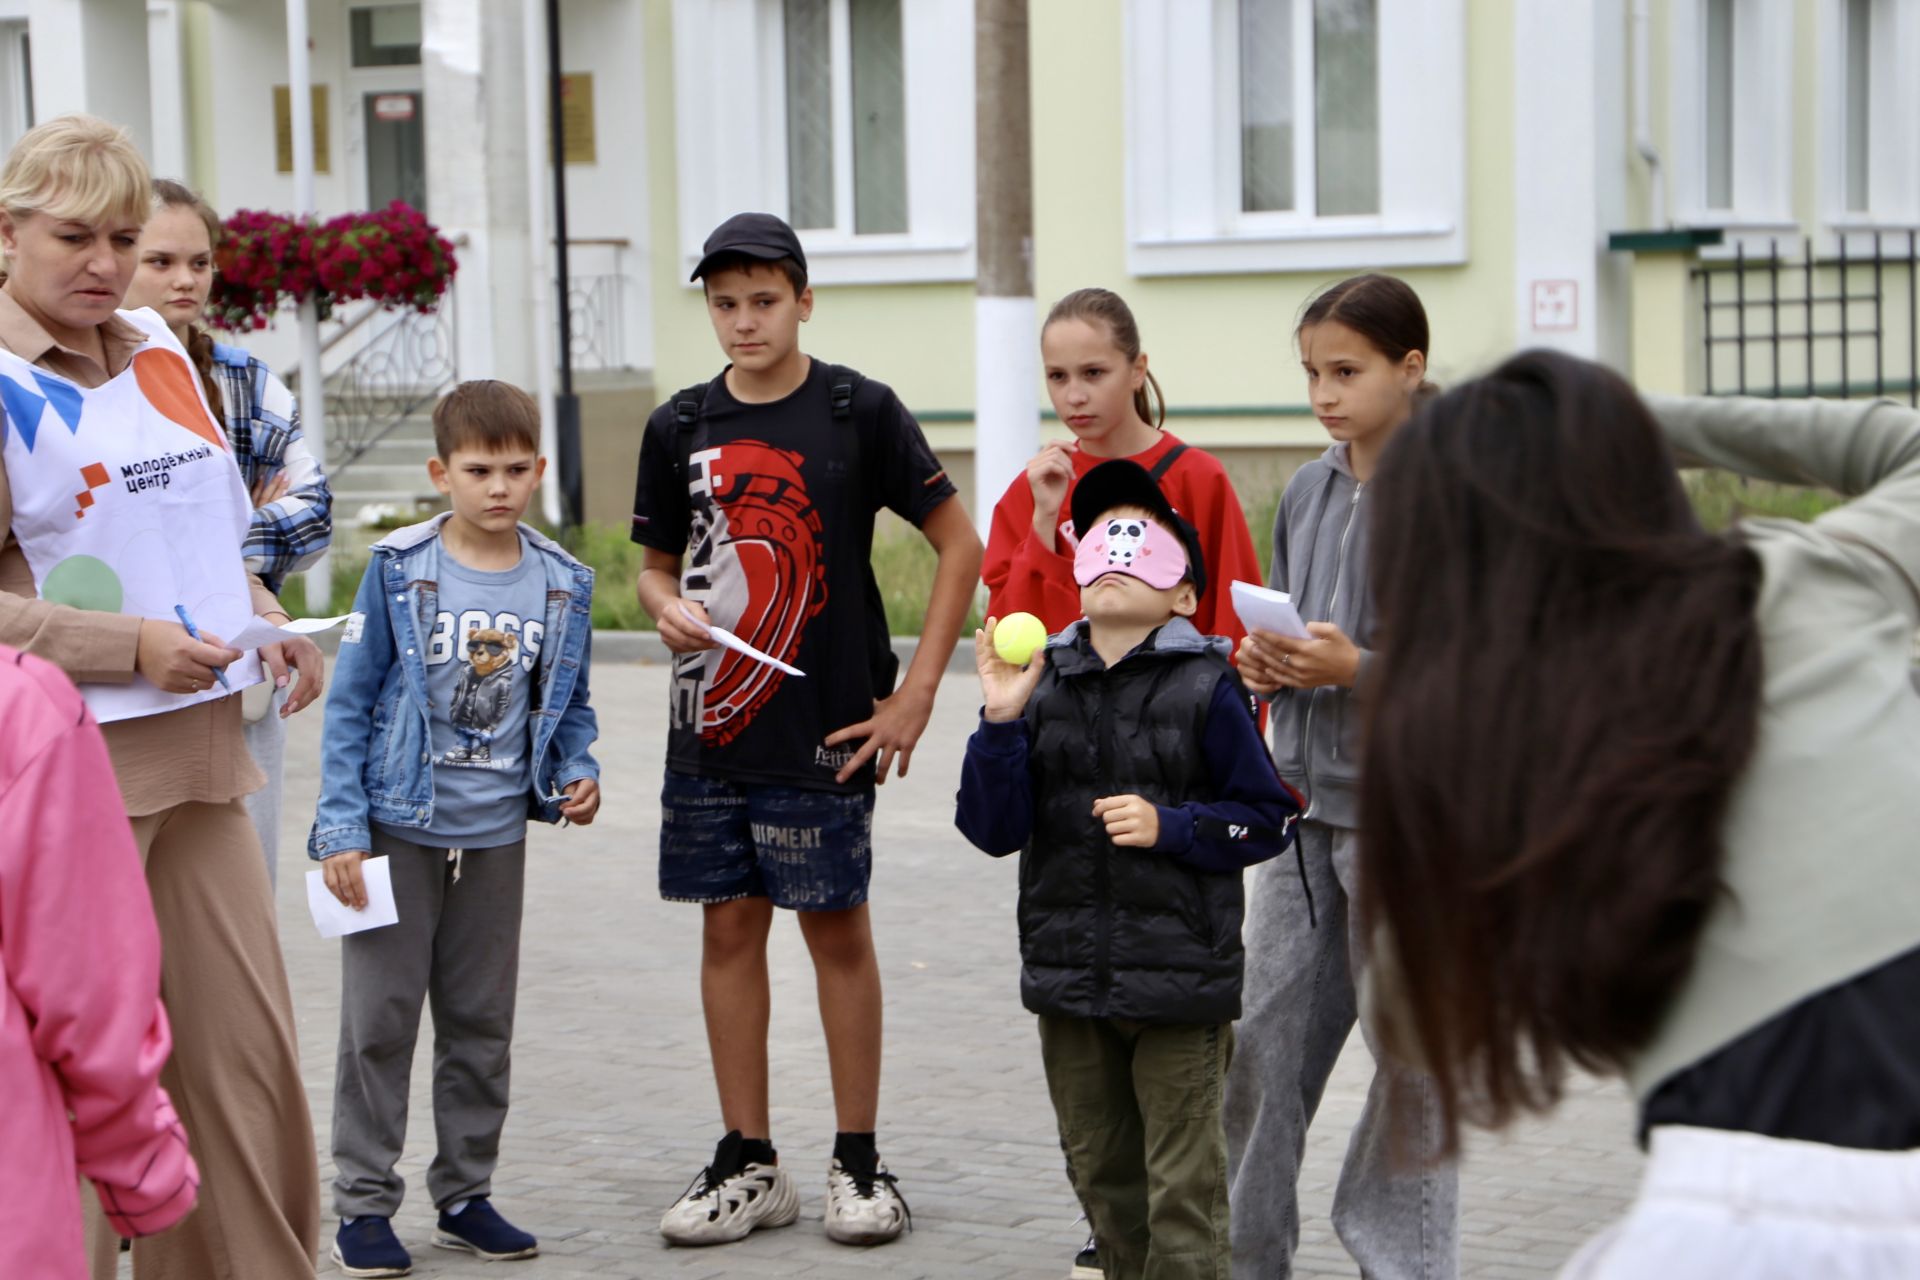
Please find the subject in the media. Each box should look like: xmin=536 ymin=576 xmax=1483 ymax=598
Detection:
xmin=1817 ymin=0 xmax=1920 ymax=230
xmin=670 ymin=0 xmax=974 ymax=287
xmin=1125 ymin=0 xmax=1466 ymax=277
xmin=0 ymin=17 xmax=30 ymax=156
xmin=1668 ymin=0 xmax=1795 ymax=233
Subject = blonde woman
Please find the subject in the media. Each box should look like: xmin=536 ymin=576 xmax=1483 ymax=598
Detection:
xmin=123 ymin=178 xmax=333 ymax=889
xmin=0 ymin=116 xmax=321 ymax=1276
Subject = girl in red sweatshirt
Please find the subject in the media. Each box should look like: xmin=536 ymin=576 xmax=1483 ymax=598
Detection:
xmin=983 ymin=287 xmax=1260 ymax=644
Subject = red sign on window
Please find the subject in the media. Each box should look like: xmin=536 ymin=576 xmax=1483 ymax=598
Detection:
xmin=373 ymin=94 xmax=416 ymax=123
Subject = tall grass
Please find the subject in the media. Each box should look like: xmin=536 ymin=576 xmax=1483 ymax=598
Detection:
xmin=1683 ymin=470 xmax=1841 ymax=530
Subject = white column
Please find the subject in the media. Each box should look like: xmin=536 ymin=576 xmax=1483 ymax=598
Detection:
xmin=1513 ymin=0 xmax=1602 ymax=358
xmin=28 ymin=0 xmax=152 ymax=155
xmin=423 ymin=0 xmax=531 ymax=390
xmin=287 ymin=0 xmax=329 ymax=606
xmin=522 ymin=0 xmax=560 ymax=527
xmin=145 ymin=0 xmax=185 ymax=178
xmin=973 ymin=295 xmax=1036 ymax=540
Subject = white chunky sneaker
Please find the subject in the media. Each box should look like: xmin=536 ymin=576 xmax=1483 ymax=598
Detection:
xmin=659 ymin=1134 xmax=800 ymax=1246
xmin=823 ymin=1157 xmax=911 ymax=1246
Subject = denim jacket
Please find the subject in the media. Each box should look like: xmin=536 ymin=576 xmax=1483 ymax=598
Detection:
xmin=307 ymin=514 xmax=600 ymax=859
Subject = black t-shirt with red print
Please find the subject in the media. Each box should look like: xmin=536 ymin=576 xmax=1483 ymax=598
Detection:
xmin=631 ymin=358 xmax=956 ymax=792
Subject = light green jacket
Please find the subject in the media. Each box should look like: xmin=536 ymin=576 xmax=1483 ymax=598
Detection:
xmin=1632 ymin=394 xmax=1920 ymax=1100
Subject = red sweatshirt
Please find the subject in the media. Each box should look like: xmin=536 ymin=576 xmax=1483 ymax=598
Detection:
xmin=983 ymin=431 xmax=1263 ymax=649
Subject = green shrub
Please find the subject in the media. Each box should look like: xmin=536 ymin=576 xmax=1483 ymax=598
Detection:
xmin=870 ymin=526 xmax=984 ymax=638
xmin=560 ymin=522 xmax=655 ymax=631
xmin=279 ymin=556 xmax=368 ymax=618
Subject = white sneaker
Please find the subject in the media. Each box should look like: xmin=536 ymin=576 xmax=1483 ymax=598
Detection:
xmin=823 ymin=1157 xmax=911 ymax=1246
xmin=659 ymin=1140 xmax=799 ymax=1246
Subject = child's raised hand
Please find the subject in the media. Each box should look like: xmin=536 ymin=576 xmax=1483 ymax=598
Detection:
xmin=1094 ymin=795 xmax=1160 ymax=848
xmin=559 ymin=778 xmax=600 ymax=825
xmin=322 ymin=850 xmax=370 ymax=910
xmin=976 ymin=616 xmax=1046 ymax=723
xmin=1026 ymin=443 xmax=1076 ymax=545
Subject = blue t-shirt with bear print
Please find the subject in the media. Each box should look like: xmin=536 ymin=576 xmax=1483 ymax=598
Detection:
xmin=384 ymin=534 xmax=547 ymax=848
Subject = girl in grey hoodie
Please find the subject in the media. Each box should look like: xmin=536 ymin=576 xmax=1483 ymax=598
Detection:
xmin=1222 ymin=274 xmax=1459 ymax=1280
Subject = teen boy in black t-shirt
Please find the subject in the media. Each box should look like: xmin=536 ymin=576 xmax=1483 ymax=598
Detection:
xmin=633 ymin=212 xmax=982 ymax=1248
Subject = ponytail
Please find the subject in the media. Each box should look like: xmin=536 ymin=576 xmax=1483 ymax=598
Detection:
xmin=184 ymin=323 xmax=223 ymax=421
xmin=1135 ymin=369 xmax=1166 ymax=430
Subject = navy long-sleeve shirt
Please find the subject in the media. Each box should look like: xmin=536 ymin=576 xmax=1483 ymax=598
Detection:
xmin=955 ymin=674 xmax=1298 ymax=871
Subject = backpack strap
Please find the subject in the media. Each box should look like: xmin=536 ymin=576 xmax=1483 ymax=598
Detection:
xmin=1146 ymin=441 xmax=1189 ymax=483
xmin=668 ymin=381 xmax=710 ymax=483
xmin=826 ymin=363 xmax=864 ymax=422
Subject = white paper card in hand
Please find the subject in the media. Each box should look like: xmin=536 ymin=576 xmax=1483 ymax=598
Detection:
xmin=306 ymin=855 xmax=400 ymax=938
xmin=1230 ymin=580 xmax=1313 ymax=640
xmin=676 ymin=605 xmax=806 ymax=677
xmin=228 ymin=613 xmax=353 ymax=652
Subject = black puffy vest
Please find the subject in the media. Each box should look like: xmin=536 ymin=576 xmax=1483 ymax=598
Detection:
xmin=1017 ymin=624 xmax=1249 ymax=1025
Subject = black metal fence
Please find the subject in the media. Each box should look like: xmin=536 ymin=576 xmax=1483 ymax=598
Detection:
xmin=566 ymin=271 xmax=629 ymax=372
xmin=325 ymin=293 xmax=461 ymax=473
xmin=1694 ymin=230 xmax=1919 ymax=406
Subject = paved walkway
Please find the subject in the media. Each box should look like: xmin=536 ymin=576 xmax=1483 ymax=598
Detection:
xmin=265 ymin=660 xmax=1643 ymax=1279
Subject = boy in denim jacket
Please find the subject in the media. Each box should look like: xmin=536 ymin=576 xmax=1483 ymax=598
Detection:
xmin=310 ymin=381 xmax=600 ymax=1276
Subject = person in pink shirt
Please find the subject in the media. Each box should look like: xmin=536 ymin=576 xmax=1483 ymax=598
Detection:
xmin=0 ymin=644 xmax=198 ymax=1279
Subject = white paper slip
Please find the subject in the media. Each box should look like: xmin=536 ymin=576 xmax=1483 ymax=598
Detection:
xmin=1230 ymin=580 xmax=1313 ymax=640
xmin=677 ymin=605 xmax=806 ymax=677
xmin=228 ymin=612 xmax=353 ymax=652
xmin=306 ymin=855 xmax=400 ymax=938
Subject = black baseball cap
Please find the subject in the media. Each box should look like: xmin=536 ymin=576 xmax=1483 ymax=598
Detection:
xmin=1070 ymin=458 xmax=1208 ymax=597
xmin=690 ymin=212 xmax=808 ymax=282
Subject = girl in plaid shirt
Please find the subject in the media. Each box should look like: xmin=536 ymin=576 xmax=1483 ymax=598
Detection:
xmin=125 ymin=179 xmax=334 ymax=886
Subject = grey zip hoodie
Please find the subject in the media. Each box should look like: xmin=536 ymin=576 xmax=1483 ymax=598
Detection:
xmin=1267 ymin=442 xmax=1374 ymax=828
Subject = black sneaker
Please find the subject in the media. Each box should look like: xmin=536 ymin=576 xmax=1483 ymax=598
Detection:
xmin=331 ymin=1217 xmax=412 ymax=1278
xmin=432 ymin=1198 xmax=538 ymax=1261
xmin=1071 ymin=1230 xmax=1103 ymax=1279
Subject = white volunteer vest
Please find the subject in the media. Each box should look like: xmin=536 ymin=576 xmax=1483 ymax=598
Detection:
xmin=0 ymin=307 xmax=264 ymax=722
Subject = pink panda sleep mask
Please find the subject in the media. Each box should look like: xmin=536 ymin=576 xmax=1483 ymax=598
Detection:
xmin=1073 ymin=514 xmax=1191 ymax=590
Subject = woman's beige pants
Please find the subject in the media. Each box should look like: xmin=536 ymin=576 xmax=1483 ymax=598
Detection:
xmin=88 ymin=798 xmax=319 ymax=1279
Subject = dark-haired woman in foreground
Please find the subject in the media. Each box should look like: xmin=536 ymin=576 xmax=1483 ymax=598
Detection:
xmin=1358 ymin=349 xmax=1920 ymax=1277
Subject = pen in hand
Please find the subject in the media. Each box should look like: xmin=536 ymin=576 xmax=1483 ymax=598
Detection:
xmin=173 ymin=604 xmax=233 ymax=692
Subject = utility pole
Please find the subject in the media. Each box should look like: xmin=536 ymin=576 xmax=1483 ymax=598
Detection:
xmin=973 ymin=0 xmax=1037 ymax=538
xmin=545 ymin=0 xmax=584 ymax=529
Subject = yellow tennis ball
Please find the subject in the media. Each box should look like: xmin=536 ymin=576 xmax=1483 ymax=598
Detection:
xmin=994 ymin=612 xmax=1048 ymax=667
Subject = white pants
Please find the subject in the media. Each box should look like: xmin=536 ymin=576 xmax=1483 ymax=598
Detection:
xmin=1563 ymin=1126 xmax=1920 ymax=1280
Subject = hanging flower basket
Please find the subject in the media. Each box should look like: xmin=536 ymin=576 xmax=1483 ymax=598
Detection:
xmin=208 ymin=200 xmax=460 ymax=332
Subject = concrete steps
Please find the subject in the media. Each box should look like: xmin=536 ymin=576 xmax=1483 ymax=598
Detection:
xmin=326 ymin=411 xmax=443 ymax=527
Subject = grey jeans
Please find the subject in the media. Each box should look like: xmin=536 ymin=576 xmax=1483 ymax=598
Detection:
xmin=332 ymin=828 xmax=527 ymax=1218
xmin=1224 ymin=820 xmax=1458 ymax=1280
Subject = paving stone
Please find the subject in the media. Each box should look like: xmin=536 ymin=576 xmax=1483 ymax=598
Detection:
xmin=233 ymin=662 xmax=1645 ymax=1279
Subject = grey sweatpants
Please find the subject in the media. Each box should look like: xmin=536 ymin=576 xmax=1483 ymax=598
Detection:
xmin=332 ymin=827 xmax=527 ymax=1219
xmin=1224 ymin=820 xmax=1459 ymax=1280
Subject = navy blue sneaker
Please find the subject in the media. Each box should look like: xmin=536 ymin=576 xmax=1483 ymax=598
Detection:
xmin=432 ymin=1198 xmax=539 ymax=1261
xmin=330 ymin=1216 xmax=412 ymax=1278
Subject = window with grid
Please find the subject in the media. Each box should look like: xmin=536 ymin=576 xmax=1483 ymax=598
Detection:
xmin=782 ymin=0 xmax=908 ymax=237
xmin=1125 ymin=0 xmax=1463 ymax=275
xmin=670 ymin=0 xmax=972 ymax=284
xmin=1236 ymin=0 xmax=1380 ymax=219
xmin=1671 ymin=0 xmax=1792 ymax=229
xmin=1823 ymin=0 xmax=1920 ymax=227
